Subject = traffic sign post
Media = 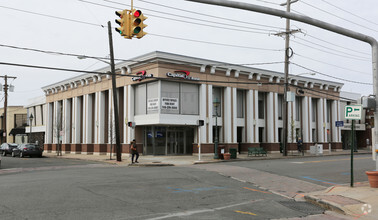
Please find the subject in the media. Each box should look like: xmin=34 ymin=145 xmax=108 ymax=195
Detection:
xmin=345 ymin=105 xmax=362 ymax=187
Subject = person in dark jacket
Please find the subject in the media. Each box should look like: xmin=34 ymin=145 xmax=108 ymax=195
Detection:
xmin=130 ymin=139 xmax=139 ymax=164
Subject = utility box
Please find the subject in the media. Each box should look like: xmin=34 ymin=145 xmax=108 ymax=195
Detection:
xmin=362 ymin=96 xmax=376 ymax=109
xmin=310 ymin=144 xmax=323 ymax=155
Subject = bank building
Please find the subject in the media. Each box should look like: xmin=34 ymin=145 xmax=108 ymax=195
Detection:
xmin=42 ymin=51 xmax=343 ymax=156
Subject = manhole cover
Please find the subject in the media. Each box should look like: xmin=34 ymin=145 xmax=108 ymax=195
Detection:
xmin=278 ymin=201 xmax=324 ymax=215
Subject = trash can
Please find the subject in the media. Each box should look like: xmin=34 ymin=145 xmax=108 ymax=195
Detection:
xmin=229 ymin=148 xmax=237 ymax=159
xmin=217 ymin=145 xmax=225 ymax=159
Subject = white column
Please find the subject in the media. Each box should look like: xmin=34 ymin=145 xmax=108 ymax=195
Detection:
xmin=267 ymin=92 xmax=274 ymax=143
xmin=127 ymin=85 xmax=135 ymax=143
xmin=308 ymin=97 xmax=313 ymax=142
xmin=274 ymin=92 xmax=279 ymax=143
xmin=74 ymin=97 xmax=81 ymax=144
xmin=317 ymin=98 xmax=324 ymax=143
xmin=246 ymin=90 xmax=254 ymax=143
xmin=332 ymin=100 xmax=338 ymax=142
xmin=302 ymin=96 xmax=309 ymax=143
xmin=46 ymin=102 xmax=54 ymax=144
xmin=288 ymin=96 xmax=294 ymax=143
xmin=108 ymin=89 xmax=113 ymax=144
xmin=199 ymin=84 xmax=207 ymax=143
xmin=123 ymin=86 xmax=128 ymax=144
xmin=208 ymin=85 xmax=213 ymax=143
xmin=63 ymin=99 xmax=71 ymax=144
xmin=85 ymin=94 xmax=93 ymax=144
xmin=98 ymin=92 xmax=105 ymax=143
xmin=254 ymin=90 xmax=259 ymax=143
xmin=83 ymin=94 xmax=88 ymax=144
xmin=224 ymin=87 xmax=232 ymax=143
xmin=53 ymin=101 xmax=59 ymax=144
xmin=232 ymin=87 xmax=237 ymax=143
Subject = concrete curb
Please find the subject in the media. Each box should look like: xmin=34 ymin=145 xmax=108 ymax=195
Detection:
xmin=304 ymin=194 xmax=346 ymax=215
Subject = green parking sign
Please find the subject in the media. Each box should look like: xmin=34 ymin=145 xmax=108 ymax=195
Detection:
xmin=345 ymin=105 xmax=362 ymax=120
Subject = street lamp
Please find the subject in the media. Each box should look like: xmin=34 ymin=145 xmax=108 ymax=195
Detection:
xmin=213 ymin=97 xmax=220 ymax=159
xmin=77 ymin=56 xmax=111 ymax=65
xmin=29 ymin=113 xmax=34 ymax=143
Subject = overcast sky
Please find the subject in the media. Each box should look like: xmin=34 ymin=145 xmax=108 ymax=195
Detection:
xmin=0 ymin=0 xmax=377 ymax=107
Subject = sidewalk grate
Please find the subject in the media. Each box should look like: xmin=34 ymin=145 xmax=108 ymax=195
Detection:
xmin=278 ymin=201 xmax=324 ymax=215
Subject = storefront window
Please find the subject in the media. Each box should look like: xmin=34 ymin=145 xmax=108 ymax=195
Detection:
xmin=237 ymin=90 xmax=244 ymax=118
xmin=212 ymin=87 xmax=222 ymax=116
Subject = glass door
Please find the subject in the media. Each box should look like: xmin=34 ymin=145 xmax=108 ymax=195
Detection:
xmin=167 ymin=130 xmax=185 ymax=155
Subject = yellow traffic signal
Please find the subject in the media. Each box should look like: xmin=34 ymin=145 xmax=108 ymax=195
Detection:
xmin=115 ymin=10 xmax=131 ymax=39
xmin=130 ymin=9 xmax=147 ymax=39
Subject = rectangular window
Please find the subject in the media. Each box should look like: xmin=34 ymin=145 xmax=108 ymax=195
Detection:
xmin=278 ymin=94 xmax=283 ymax=120
xmin=135 ymin=84 xmax=147 ymax=115
xmin=237 ymin=90 xmax=244 ymax=118
xmin=181 ymin=83 xmax=199 ymax=115
xmin=312 ymin=99 xmax=317 ymax=122
xmin=295 ymin=96 xmax=301 ymax=121
xmin=147 ymin=82 xmax=159 ymax=114
xmin=327 ymin=100 xmax=332 ymax=123
xmin=258 ymin=92 xmax=265 ymax=119
xmin=212 ymin=87 xmax=222 ymax=117
xmin=161 ymin=81 xmax=180 ymax=114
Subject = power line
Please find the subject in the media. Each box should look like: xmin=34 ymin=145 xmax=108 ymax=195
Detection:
xmin=149 ymin=33 xmax=282 ymax=51
xmin=295 ymin=53 xmax=371 ymax=76
xmin=300 ymin=0 xmax=378 ymax=33
xmin=292 ymin=40 xmax=370 ymax=62
xmin=0 ymin=43 xmax=283 ymax=66
xmin=291 ymin=62 xmax=372 ymax=85
xmin=294 ymin=36 xmax=370 ymax=59
xmin=304 ymin=34 xmax=370 ymax=56
xmin=321 ymin=0 xmax=378 ymax=27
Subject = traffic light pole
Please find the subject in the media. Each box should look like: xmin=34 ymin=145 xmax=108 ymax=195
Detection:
xmin=107 ymin=21 xmax=122 ymax=162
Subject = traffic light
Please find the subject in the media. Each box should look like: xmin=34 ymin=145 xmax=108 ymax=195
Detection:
xmin=115 ymin=10 xmax=130 ymax=38
xmin=130 ymin=9 xmax=147 ymax=39
xmin=127 ymin=121 xmax=135 ymax=128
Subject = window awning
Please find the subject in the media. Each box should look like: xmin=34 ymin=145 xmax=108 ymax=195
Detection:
xmin=9 ymin=127 xmax=26 ymax=136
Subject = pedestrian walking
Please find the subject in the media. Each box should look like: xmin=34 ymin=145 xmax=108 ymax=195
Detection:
xmin=130 ymin=139 xmax=139 ymax=164
xmin=297 ymin=137 xmax=303 ymax=155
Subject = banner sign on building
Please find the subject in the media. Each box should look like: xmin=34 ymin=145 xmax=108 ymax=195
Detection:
xmin=166 ymin=70 xmax=199 ymax=81
xmin=161 ymin=97 xmax=179 ymax=110
xmin=147 ymin=98 xmax=159 ymax=111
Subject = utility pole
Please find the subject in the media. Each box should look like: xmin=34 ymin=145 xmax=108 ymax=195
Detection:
xmin=107 ymin=21 xmax=122 ymax=162
xmin=0 ymin=75 xmax=17 ymax=143
xmin=275 ymin=0 xmax=300 ymax=156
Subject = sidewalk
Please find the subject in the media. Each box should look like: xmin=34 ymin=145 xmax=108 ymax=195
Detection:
xmin=44 ymin=149 xmax=377 ymax=219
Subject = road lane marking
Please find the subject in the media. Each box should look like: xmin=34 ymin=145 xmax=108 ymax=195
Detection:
xmin=243 ymin=187 xmax=272 ymax=194
xmin=166 ymin=186 xmax=226 ymax=193
xmin=234 ymin=210 xmax=257 ymax=216
xmin=147 ymin=200 xmax=259 ymax=220
xmin=300 ymin=157 xmax=371 ymax=164
xmin=301 ymin=176 xmax=340 ymax=185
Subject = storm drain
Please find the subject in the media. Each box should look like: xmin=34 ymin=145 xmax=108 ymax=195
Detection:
xmin=278 ymin=201 xmax=324 ymax=215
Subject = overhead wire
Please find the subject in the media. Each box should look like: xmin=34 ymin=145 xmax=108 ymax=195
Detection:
xmin=320 ymin=0 xmax=378 ymax=27
xmin=294 ymin=53 xmax=371 ymax=76
xmin=291 ymin=62 xmax=372 ymax=85
xmin=300 ymin=0 xmax=378 ymax=33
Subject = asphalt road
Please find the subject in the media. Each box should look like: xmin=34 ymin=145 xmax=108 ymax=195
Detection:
xmin=232 ymin=154 xmax=375 ymax=187
xmin=0 ymin=155 xmax=362 ymax=219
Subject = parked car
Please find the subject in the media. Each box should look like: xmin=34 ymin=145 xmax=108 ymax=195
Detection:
xmin=0 ymin=143 xmax=18 ymax=156
xmin=12 ymin=144 xmax=43 ymax=158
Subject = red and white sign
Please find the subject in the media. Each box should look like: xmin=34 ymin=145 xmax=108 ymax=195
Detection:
xmin=132 ymin=70 xmax=153 ymax=81
xmin=166 ymin=70 xmax=199 ymax=81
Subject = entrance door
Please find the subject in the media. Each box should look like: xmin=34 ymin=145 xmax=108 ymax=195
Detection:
xmin=167 ymin=131 xmax=185 ymax=155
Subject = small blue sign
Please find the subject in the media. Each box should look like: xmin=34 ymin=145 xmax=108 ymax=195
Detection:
xmin=335 ymin=121 xmax=344 ymax=127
